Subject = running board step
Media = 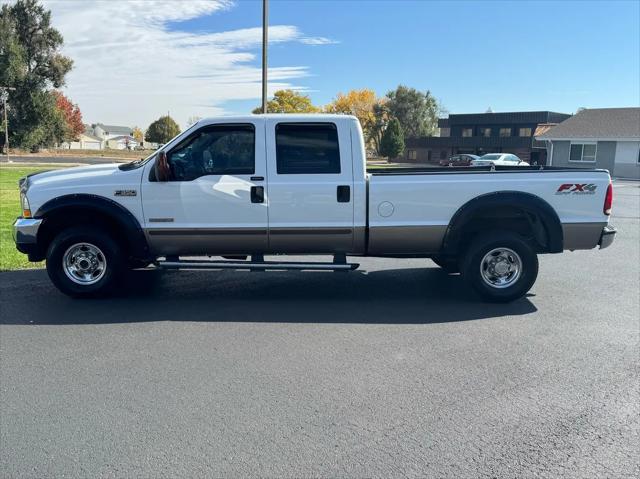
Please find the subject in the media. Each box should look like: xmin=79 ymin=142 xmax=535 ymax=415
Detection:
xmin=156 ymin=259 xmax=359 ymax=272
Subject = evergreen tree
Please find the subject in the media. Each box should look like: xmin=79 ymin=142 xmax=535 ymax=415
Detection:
xmin=379 ymin=117 xmax=405 ymax=159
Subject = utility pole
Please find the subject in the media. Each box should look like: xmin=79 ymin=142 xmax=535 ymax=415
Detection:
xmin=0 ymin=86 xmax=16 ymax=162
xmin=261 ymin=0 xmax=268 ymax=114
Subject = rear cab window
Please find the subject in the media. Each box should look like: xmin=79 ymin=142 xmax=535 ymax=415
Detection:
xmin=275 ymin=123 xmax=340 ymax=174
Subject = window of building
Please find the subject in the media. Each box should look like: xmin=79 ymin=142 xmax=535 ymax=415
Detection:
xmin=569 ymin=143 xmax=597 ymax=162
xmin=407 ymin=149 xmax=417 ymax=160
xmin=462 ymin=128 xmax=473 ymax=137
xmin=479 ymin=128 xmax=491 ymax=137
xmin=440 ymin=150 xmax=447 ymax=160
xmin=167 ymin=124 xmax=255 ymax=181
xmin=519 ymin=127 xmax=532 ymax=137
xmin=276 ymin=123 xmax=340 ymax=174
xmin=499 ymin=128 xmax=511 ymax=137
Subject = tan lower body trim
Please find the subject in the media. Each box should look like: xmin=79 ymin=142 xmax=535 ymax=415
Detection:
xmin=367 ymin=225 xmax=447 ymax=254
xmin=562 ymin=222 xmax=607 ymax=250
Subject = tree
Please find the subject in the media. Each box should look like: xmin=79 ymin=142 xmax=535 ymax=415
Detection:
xmin=252 ymin=89 xmax=319 ymax=114
xmin=53 ymin=91 xmax=83 ymax=141
xmin=386 ymin=85 xmax=442 ymax=139
xmin=0 ymin=0 xmax=73 ymax=149
xmin=145 ymin=115 xmax=180 ymax=144
xmin=132 ymin=126 xmax=144 ymax=143
xmin=379 ymin=117 xmax=404 ymax=159
xmin=325 ymin=89 xmax=377 ymax=147
xmin=370 ymin=100 xmax=391 ymax=157
xmin=18 ymin=90 xmax=67 ymax=149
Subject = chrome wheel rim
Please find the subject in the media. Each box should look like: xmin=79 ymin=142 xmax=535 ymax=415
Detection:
xmin=62 ymin=243 xmax=107 ymax=285
xmin=480 ymin=247 xmax=522 ymax=289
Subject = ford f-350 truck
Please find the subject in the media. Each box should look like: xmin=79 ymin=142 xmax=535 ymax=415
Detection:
xmin=13 ymin=114 xmax=616 ymax=301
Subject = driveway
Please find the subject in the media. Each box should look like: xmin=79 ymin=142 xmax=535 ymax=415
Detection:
xmin=1 ymin=182 xmax=638 ymax=478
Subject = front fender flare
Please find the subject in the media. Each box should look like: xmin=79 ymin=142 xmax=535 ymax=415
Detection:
xmin=35 ymin=194 xmax=150 ymax=259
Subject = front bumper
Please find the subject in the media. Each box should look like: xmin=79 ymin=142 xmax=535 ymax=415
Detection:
xmin=598 ymin=225 xmax=616 ymax=249
xmin=13 ymin=218 xmax=43 ymax=255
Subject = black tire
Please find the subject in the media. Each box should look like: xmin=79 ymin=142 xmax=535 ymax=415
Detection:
xmin=461 ymin=230 xmax=538 ymax=303
xmin=432 ymin=256 xmax=460 ymax=274
xmin=46 ymin=226 xmax=125 ymax=297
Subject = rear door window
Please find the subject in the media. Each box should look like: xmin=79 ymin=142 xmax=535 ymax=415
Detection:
xmin=275 ymin=123 xmax=340 ymax=174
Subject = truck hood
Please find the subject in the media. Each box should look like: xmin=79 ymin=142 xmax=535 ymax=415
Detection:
xmin=25 ymin=163 xmax=125 ymax=189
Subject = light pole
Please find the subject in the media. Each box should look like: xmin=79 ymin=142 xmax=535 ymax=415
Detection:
xmin=261 ymin=0 xmax=268 ymax=114
xmin=0 ymin=86 xmax=16 ymax=162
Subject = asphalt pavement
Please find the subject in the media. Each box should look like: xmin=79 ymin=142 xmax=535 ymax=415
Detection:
xmin=1 ymin=182 xmax=638 ymax=478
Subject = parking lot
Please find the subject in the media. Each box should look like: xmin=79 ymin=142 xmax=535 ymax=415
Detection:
xmin=1 ymin=181 xmax=638 ymax=478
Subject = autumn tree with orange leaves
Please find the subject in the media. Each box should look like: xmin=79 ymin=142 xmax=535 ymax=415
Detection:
xmin=53 ymin=91 xmax=83 ymax=141
xmin=325 ymin=89 xmax=379 ymax=152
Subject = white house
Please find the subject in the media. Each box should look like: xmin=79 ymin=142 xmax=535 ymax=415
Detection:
xmin=91 ymin=123 xmax=133 ymax=141
xmin=60 ymin=129 xmax=103 ymax=150
xmin=105 ymin=135 xmax=138 ymax=150
xmin=536 ymin=108 xmax=640 ymax=179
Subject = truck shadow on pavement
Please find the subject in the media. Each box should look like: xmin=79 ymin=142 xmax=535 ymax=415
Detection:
xmin=1 ymin=267 xmax=537 ymax=325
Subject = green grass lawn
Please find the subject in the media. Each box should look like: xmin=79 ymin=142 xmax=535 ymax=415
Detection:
xmin=0 ymin=164 xmax=61 ymax=270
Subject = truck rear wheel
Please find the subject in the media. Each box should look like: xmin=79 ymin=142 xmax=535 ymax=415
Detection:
xmin=461 ymin=231 xmax=538 ymax=303
xmin=46 ymin=226 xmax=125 ymax=297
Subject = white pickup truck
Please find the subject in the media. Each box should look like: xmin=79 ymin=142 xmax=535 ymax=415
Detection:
xmin=13 ymin=114 xmax=616 ymax=302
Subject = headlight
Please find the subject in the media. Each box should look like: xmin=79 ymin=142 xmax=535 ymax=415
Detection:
xmin=20 ymin=193 xmax=31 ymax=218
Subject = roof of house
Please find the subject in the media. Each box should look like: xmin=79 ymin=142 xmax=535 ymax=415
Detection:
xmin=108 ymin=135 xmax=137 ymax=142
xmin=537 ymin=107 xmax=640 ymax=140
xmin=80 ymin=132 xmax=101 ymax=141
xmin=95 ymin=124 xmax=133 ymax=134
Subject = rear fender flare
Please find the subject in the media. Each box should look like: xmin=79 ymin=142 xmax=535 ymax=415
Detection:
xmin=441 ymin=191 xmax=563 ymax=255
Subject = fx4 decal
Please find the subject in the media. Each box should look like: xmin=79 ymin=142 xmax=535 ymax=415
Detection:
xmin=555 ymin=183 xmax=597 ymax=195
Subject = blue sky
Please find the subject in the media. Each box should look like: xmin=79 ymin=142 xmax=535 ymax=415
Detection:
xmin=170 ymin=0 xmax=640 ymax=116
xmin=50 ymin=0 xmax=639 ymax=127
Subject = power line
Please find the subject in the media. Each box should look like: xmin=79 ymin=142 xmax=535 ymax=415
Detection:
xmin=0 ymin=86 xmax=16 ymax=162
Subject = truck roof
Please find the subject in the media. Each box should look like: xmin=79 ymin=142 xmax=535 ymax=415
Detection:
xmin=197 ymin=113 xmax=358 ymax=123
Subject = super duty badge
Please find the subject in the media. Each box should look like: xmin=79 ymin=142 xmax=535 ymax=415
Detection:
xmin=114 ymin=189 xmax=137 ymax=197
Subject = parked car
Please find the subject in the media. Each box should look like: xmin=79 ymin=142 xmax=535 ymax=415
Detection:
xmin=471 ymin=153 xmax=529 ymax=167
xmin=440 ymin=154 xmax=479 ymax=167
xmin=14 ymin=114 xmax=615 ymax=302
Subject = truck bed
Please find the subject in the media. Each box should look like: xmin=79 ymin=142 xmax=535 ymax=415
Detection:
xmin=365 ymin=165 xmax=611 ymax=255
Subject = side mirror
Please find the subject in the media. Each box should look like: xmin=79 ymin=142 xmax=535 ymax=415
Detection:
xmin=155 ymin=151 xmax=171 ymax=182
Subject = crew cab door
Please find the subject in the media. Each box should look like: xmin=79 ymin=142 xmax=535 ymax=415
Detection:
xmin=265 ymin=119 xmax=354 ymax=252
xmin=141 ymin=119 xmax=267 ymax=255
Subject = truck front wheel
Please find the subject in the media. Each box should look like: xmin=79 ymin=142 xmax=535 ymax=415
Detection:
xmin=46 ymin=226 xmax=125 ymax=297
xmin=461 ymin=231 xmax=538 ymax=303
